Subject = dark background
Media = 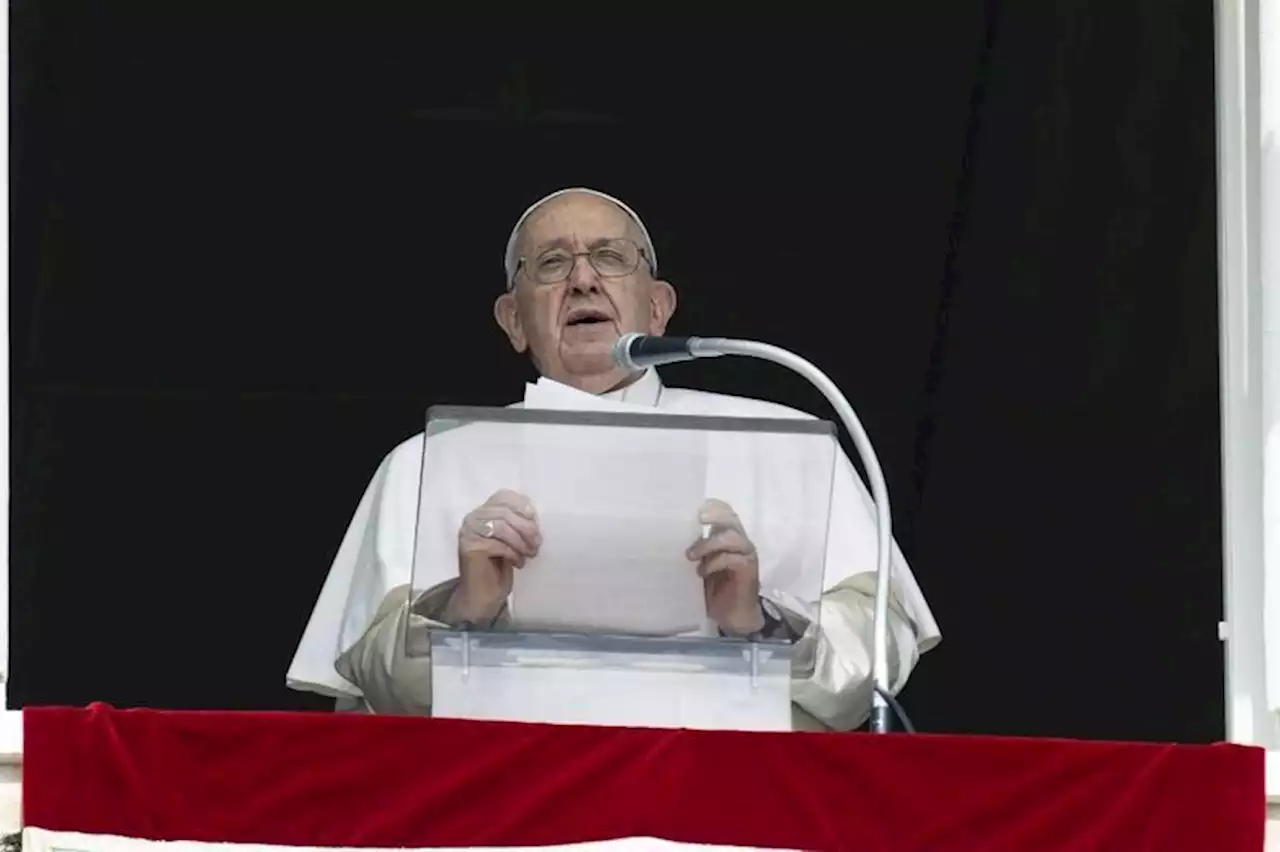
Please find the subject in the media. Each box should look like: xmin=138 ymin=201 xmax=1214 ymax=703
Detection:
xmin=9 ymin=4 xmax=1224 ymax=742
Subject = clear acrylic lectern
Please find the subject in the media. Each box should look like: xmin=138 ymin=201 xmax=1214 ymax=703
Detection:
xmin=404 ymin=404 xmax=837 ymax=731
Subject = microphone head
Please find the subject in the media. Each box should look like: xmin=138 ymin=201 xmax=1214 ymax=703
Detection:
xmin=612 ymin=332 xmax=645 ymax=370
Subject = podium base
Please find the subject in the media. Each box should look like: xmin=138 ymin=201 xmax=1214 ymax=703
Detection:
xmin=423 ymin=629 xmax=795 ymax=731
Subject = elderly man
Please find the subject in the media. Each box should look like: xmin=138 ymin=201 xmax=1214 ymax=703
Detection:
xmin=288 ymin=188 xmax=940 ymax=730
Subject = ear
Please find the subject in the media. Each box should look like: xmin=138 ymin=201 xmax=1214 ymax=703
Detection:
xmin=493 ymin=291 xmax=528 ymax=353
xmin=647 ymin=280 xmax=677 ymax=335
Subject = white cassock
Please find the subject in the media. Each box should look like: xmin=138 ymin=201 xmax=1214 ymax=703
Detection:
xmin=287 ymin=369 xmax=941 ymax=731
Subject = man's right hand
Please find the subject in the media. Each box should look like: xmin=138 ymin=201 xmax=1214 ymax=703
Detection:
xmin=445 ymin=489 xmax=541 ymax=625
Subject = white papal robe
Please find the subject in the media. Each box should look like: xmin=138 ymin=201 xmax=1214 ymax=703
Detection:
xmin=287 ymin=368 xmax=941 ymax=731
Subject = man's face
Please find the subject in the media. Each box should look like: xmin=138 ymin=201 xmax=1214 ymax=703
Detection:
xmin=494 ymin=193 xmax=676 ymax=394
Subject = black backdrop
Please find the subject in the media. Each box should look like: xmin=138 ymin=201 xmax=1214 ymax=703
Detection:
xmin=10 ymin=4 xmax=1224 ymax=742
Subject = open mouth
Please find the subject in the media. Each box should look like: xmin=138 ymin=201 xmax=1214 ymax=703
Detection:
xmin=565 ymin=309 xmax=614 ymax=327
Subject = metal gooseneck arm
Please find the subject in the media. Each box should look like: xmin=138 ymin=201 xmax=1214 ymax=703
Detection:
xmin=684 ymin=336 xmax=896 ymax=733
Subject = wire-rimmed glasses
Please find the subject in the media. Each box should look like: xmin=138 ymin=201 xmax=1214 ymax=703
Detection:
xmin=517 ymin=238 xmax=651 ymax=286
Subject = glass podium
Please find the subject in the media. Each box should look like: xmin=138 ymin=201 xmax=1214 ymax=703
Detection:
xmin=404 ymin=404 xmax=837 ymax=731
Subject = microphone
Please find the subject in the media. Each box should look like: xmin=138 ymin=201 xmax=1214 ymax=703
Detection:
xmin=612 ymin=333 xmax=725 ymax=371
xmin=613 ymin=332 xmax=904 ymax=735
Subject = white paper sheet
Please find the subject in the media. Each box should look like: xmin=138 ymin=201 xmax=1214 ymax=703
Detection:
xmin=510 ymin=379 xmax=709 ymax=635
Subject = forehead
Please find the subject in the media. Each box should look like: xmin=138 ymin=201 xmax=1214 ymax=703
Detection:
xmin=520 ymin=193 xmax=637 ymax=251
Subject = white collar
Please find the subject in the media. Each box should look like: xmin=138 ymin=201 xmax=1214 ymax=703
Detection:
xmin=600 ymin=368 xmax=663 ymax=407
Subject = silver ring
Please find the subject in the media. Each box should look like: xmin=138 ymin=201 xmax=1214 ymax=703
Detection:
xmin=480 ymin=519 xmax=496 ymax=538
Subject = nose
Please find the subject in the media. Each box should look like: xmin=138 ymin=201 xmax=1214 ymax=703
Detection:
xmin=567 ymin=254 xmax=601 ymax=293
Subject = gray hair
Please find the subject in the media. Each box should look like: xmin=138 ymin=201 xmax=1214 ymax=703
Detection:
xmin=502 ymin=187 xmax=658 ymax=290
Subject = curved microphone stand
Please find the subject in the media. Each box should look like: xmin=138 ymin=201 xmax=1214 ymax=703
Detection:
xmin=684 ymin=337 xmax=897 ymax=734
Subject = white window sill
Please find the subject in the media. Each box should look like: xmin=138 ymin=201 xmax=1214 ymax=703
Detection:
xmin=0 ymin=706 xmax=19 ymax=757
xmin=0 ymin=711 xmax=20 ymax=764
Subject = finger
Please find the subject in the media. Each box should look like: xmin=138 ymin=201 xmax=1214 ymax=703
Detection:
xmin=477 ymin=505 xmax=542 ymax=551
xmin=479 ymin=538 xmax=526 ymax=568
xmin=687 ymin=528 xmax=754 ymax=561
xmin=487 ymin=489 xmax=537 ymax=519
xmin=467 ymin=511 xmax=539 ymax=557
xmin=460 ymin=522 xmax=526 ymax=563
xmin=696 ymin=550 xmax=752 ymax=578
xmin=698 ymin=498 xmax=742 ymax=532
xmin=458 ymin=514 xmax=527 ymax=560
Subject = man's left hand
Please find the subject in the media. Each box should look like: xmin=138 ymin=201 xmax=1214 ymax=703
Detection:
xmin=686 ymin=498 xmax=765 ymax=635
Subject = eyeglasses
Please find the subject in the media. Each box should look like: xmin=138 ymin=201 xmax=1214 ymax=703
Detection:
xmin=518 ymin=238 xmax=651 ymax=286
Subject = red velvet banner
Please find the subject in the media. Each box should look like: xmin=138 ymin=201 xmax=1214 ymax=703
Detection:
xmin=22 ymin=705 xmax=1266 ymax=851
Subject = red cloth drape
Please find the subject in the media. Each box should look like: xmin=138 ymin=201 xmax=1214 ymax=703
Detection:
xmin=22 ymin=705 xmax=1265 ymax=851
